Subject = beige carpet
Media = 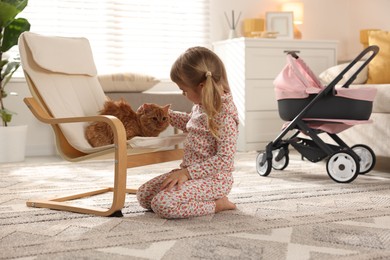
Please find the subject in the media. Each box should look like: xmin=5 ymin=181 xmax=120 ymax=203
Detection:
xmin=1 ymin=152 xmax=390 ymax=260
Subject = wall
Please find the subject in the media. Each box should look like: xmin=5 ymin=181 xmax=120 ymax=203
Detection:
xmin=4 ymin=80 xmax=57 ymax=156
xmin=6 ymin=0 xmax=390 ymax=156
xmin=346 ymin=0 xmax=390 ymax=57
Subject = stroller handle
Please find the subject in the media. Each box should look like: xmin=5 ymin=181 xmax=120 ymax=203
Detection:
xmin=327 ymin=45 xmax=379 ymax=89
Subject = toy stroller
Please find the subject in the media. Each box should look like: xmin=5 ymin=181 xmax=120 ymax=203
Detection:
xmin=256 ymin=45 xmax=379 ymax=183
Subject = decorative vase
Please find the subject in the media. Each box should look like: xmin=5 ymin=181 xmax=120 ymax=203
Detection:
xmin=228 ymin=29 xmax=237 ymax=39
xmin=0 ymin=125 xmax=28 ymax=163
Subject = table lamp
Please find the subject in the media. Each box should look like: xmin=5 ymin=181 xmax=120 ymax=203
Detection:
xmin=281 ymin=2 xmax=304 ymax=39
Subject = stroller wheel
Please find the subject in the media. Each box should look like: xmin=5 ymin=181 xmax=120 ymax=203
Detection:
xmin=256 ymin=152 xmax=272 ymax=176
xmin=272 ymin=149 xmax=289 ymax=170
xmin=326 ymin=151 xmax=360 ymax=183
xmin=351 ymin=144 xmax=376 ymax=174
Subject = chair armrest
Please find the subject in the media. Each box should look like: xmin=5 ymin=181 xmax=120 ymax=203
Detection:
xmin=24 ymin=97 xmax=127 ymax=155
xmin=24 ymin=97 xmax=122 ymax=126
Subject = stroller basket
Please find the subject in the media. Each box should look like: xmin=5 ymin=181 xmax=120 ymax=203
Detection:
xmin=290 ymin=137 xmax=339 ymax=162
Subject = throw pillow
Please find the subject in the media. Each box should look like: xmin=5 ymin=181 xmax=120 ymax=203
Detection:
xmin=360 ymin=29 xmax=380 ymax=49
xmin=98 ymin=72 xmax=160 ymax=92
xmin=319 ymin=61 xmax=368 ymax=85
xmin=367 ymin=30 xmax=390 ymax=84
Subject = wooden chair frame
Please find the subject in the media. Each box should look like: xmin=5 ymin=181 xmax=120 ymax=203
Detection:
xmin=24 ymin=79 xmax=183 ymax=217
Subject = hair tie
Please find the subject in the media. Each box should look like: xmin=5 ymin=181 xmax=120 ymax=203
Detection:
xmin=205 ymin=71 xmax=212 ymax=78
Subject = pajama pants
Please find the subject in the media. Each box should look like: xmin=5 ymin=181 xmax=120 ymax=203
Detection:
xmin=136 ymin=171 xmax=234 ymax=219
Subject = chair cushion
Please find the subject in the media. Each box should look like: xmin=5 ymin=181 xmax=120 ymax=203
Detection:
xmin=23 ymin=32 xmax=97 ymax=76
xmin=19 ymin=32 xmax=186 ymax=154
xmin=20 ymin=32 xmax=107 ymax=152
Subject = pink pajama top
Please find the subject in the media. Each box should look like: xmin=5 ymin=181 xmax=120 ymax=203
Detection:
xmin=169 ymin=92 xmax=239 ymax=180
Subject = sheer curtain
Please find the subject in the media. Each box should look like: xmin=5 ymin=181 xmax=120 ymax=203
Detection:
xmin=21 ymin=0 xmax=210 ymax=79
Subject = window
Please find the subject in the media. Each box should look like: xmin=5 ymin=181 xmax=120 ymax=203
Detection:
xmin=21 ymin=0 xmax=210 ymax=79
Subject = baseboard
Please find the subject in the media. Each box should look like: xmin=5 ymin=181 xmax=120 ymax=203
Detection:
xmin=26 ymin=144 xmax=57 ymax=157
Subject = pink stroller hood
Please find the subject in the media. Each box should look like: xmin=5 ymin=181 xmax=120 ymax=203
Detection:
xmin=274 ymin=55 xmax=376 ymax=102
xmin=274 ymin=55 xmax=322 ymax=99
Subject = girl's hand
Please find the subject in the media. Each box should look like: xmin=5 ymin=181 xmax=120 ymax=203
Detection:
xmin=160 ymin=168 xmax=191 ymax=191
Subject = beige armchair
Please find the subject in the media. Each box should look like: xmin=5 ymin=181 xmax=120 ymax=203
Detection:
xmin=18 ymin=32 xmax=186 ymax=217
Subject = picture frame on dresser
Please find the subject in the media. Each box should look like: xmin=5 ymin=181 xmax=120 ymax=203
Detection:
xmin=266 ymin=12 xmax=294 ymax=39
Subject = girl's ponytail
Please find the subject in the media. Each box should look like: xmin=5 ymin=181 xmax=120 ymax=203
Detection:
xmin=202 ymin=71 xmax=222 ymax=139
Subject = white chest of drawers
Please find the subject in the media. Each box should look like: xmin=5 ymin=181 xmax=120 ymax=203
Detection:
xmin=213 ymin=38 xmax=338 ymax=151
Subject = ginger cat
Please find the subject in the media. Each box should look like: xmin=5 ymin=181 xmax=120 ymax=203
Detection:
xmin=85 ymin=99 xmax=170 ymax=147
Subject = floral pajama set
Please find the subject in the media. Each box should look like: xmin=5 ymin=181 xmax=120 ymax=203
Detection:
xmin=137 ymin=93 xmax=239 ymax=219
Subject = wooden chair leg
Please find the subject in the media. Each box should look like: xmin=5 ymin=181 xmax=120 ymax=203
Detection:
xmin=26 ymin=188 xmax=137 ymax=217
xmin=26 ymin=144 xmax=182 ymax=216
xmin=26 ymin=141 xmax=129 ymax=217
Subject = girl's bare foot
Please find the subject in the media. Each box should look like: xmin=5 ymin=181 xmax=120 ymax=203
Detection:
xmin=215 ymin=196 xmax=236 ymax=213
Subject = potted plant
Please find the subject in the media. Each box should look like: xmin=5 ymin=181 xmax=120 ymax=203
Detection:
xmin=0 ymin=0 xmax=30 ymax=162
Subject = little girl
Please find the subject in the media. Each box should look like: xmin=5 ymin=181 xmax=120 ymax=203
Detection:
xmin=136 ymin=46 xmax=239 ymax=219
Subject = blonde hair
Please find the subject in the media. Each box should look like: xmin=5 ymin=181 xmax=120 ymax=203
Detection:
xmin=170 ymin=47 xmax=230 ymax=138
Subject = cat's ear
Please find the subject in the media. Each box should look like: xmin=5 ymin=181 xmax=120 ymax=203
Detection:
xmin=137 ymin=103 xmax=152 ymax=114
xmin=136 ymin=104 xmax=144 ymax=114
xmin=162 ymin=104 xmax=171 ymax=113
